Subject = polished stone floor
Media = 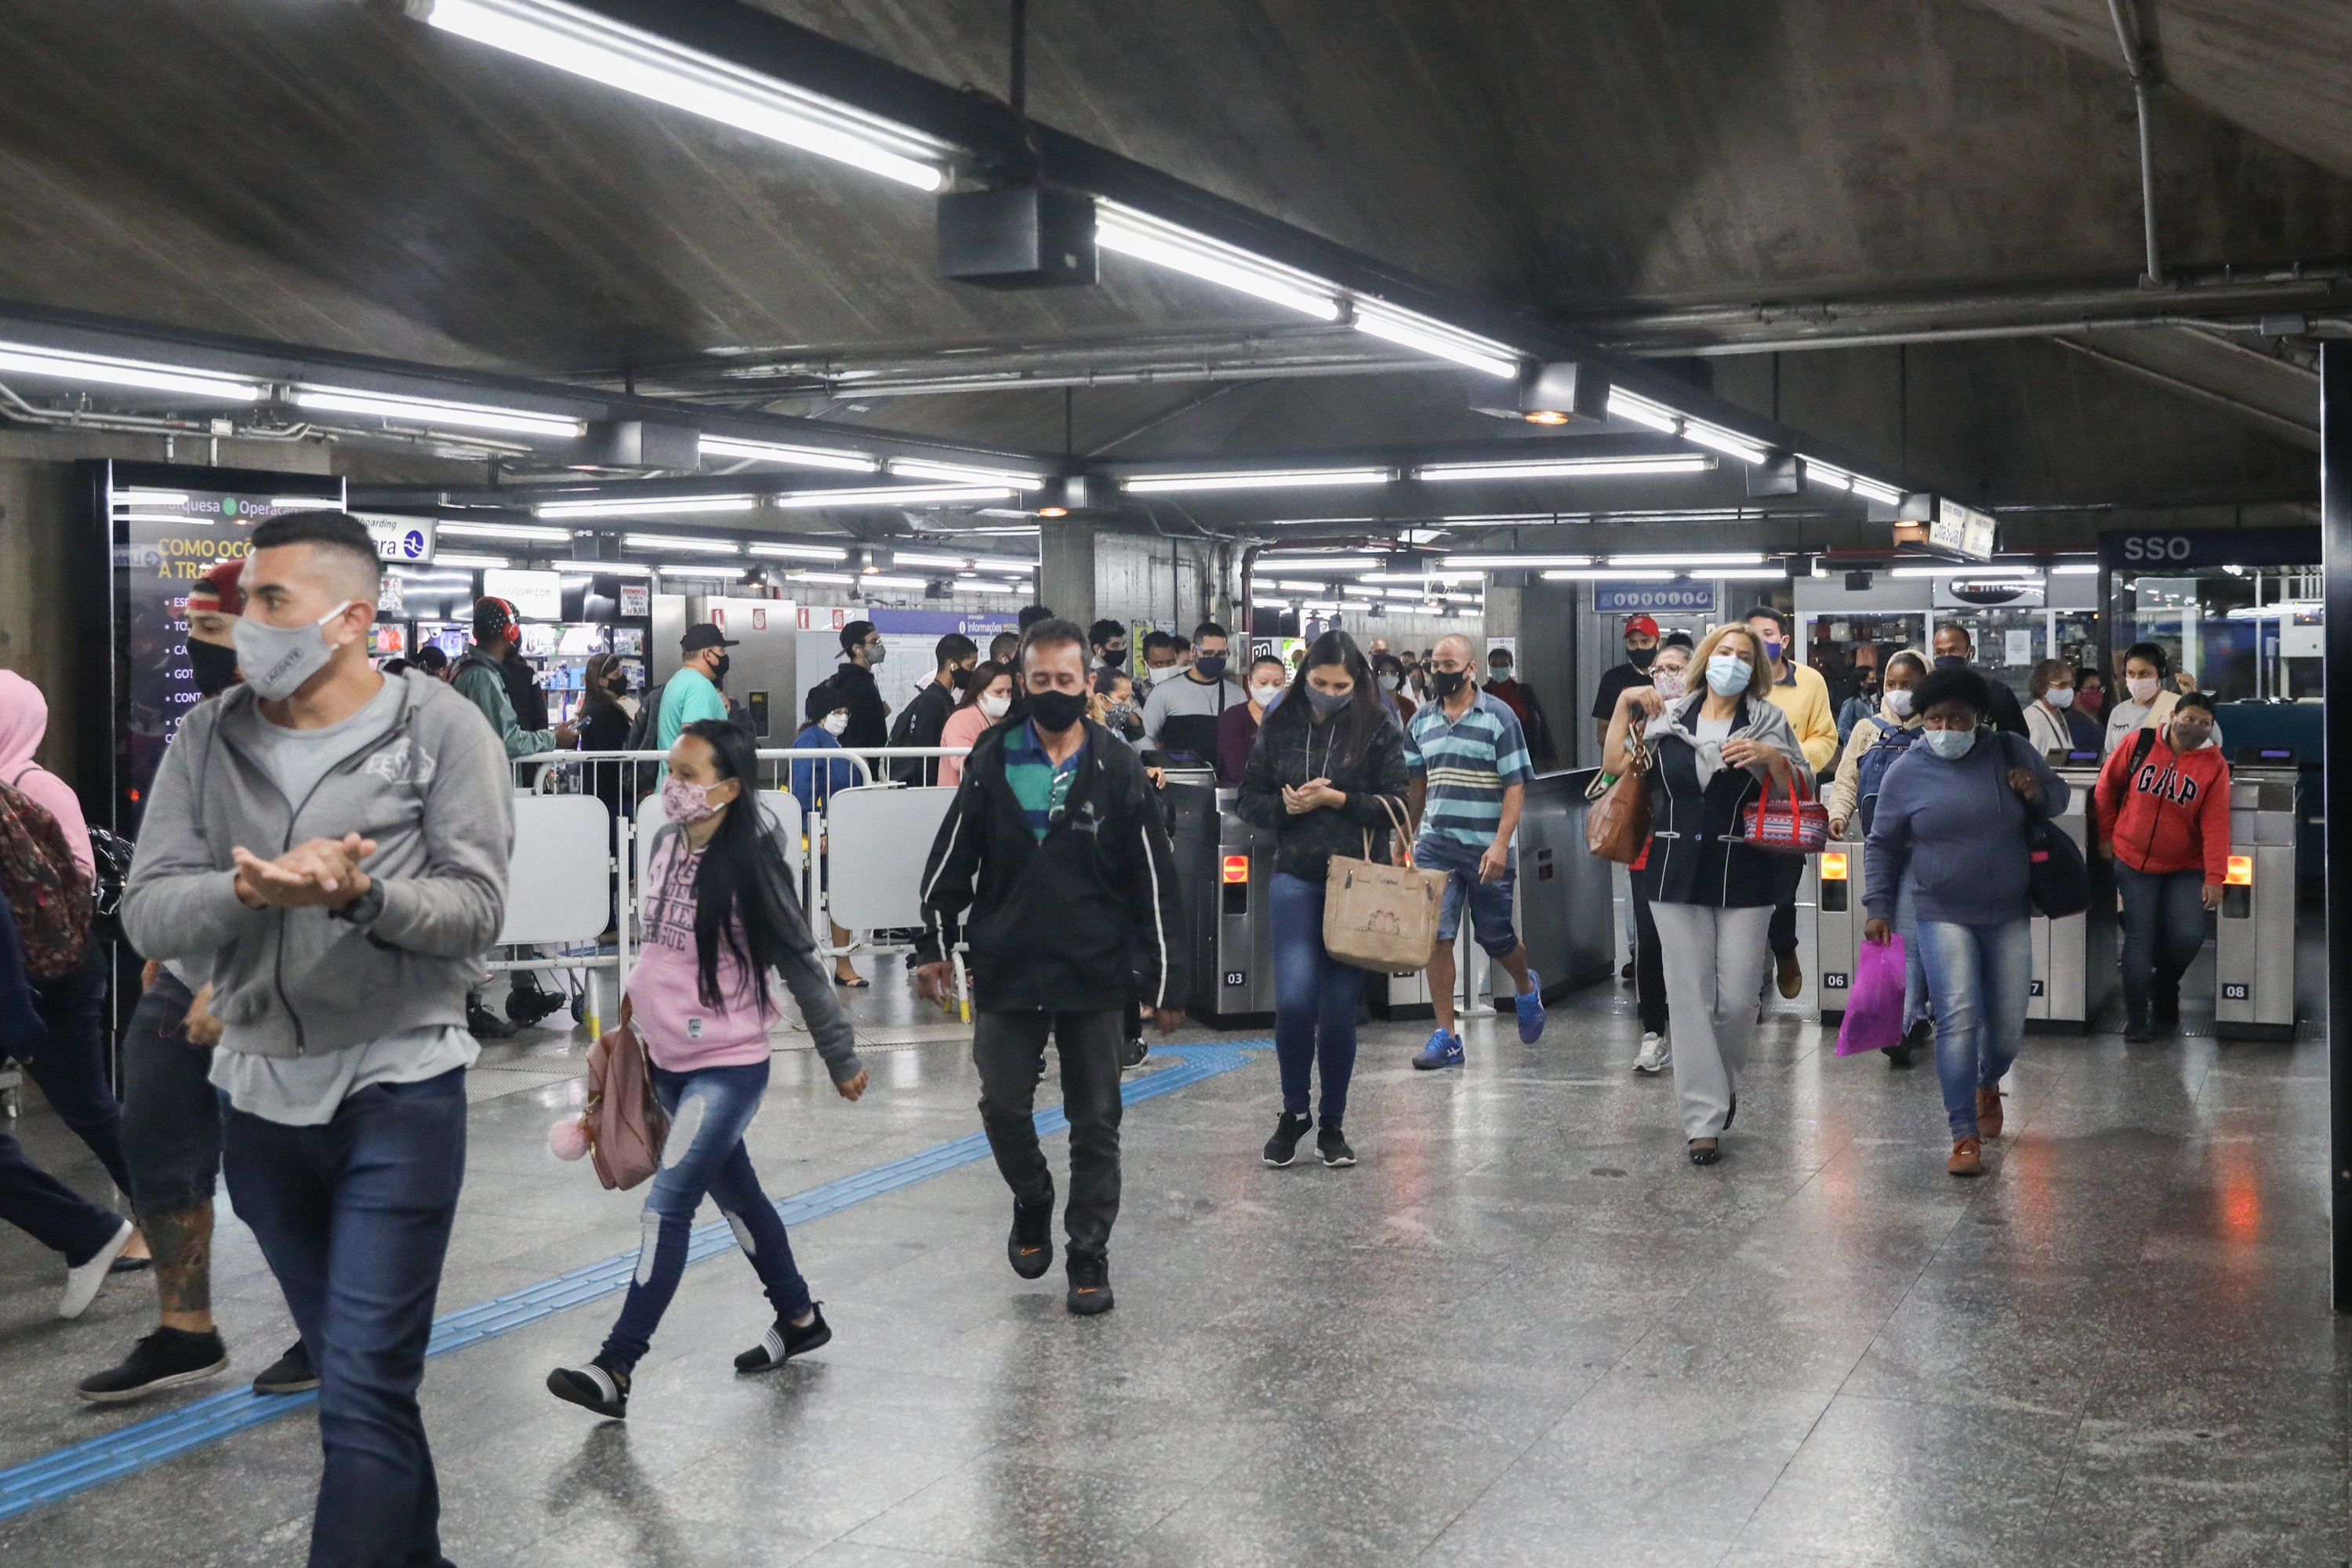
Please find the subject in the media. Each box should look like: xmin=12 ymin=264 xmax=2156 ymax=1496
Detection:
xmin=0 ymin=953 xmax=2343 ymax=1567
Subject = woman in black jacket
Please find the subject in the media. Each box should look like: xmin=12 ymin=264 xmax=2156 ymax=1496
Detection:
xmin=1237 ymin=629 xmax=1410 ymax=1170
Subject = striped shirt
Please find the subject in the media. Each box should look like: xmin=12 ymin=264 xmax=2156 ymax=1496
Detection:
xmin=1002 ymin=718 xmax=1085 ymax=840
xmin=1405 ymin=691 xmax=1533 ymax=851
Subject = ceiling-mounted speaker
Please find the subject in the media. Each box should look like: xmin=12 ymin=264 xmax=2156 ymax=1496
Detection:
xmin=938 ymin=187 xmax=1098 ymax=290
xmin=1516 ymin=361 xmax=1610 ymax=425
xmin=579 ymin=419 xmax=699 ymax=470
xmin=1745 ymin=452 xmax=1803 ymax=497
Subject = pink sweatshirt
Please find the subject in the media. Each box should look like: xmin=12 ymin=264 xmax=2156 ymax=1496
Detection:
xmin=626 ymin=833 xmax=775 ymax=1070
xmin=0 ymin=670 xmax=92 ymax=877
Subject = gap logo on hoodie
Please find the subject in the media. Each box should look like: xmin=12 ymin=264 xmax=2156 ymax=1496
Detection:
xmin=2130 ymin=760 xmax=2205 ymax=808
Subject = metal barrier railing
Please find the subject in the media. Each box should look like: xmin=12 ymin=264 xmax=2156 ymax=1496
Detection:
xmin=494 ymin=747 xmax=974 ymax=1031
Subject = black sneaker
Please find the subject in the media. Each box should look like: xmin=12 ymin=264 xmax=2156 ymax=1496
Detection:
xmin=76 ymin=1327 xmax=229 ymax=1403
xmin=465 ymin=998 xmax=516 ymax=1039
xmin=252 ymin=1338 xmax=318 ymax=1396
xmin=1882 ymin=1044 xmax=1915 ymax=1068
xmin=1316 ymin=1124 xmax=1356 ymax=1168
xmin=1007 ymin=1197 xmax=1054 ymax=1279
xmin=735 ymin=1305 xmax=830 ymax=1372
xmin=1261 ymin=1112 xmax=1312 ymax=1167
xmin=1065 ymin=1252 xmax=1113 ymax=1316
xmin=2125 ymin=1018 xmax=2153 ymax=1043
xmin=1120 ymin=1037 xmax=1149 ymax=1069
xmin=546 ymin=1356 xmax=629 ymax=1419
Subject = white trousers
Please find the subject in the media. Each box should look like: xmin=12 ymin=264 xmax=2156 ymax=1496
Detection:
xmin=1650 ymin=902 xmax=1775 ymax=1139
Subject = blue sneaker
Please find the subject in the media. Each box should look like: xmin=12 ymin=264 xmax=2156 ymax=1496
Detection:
xmin=1413 ymin=1028 xmax=1465 ymax=1070
xmin=1515 ymin=971 xmax=1547 ymax=1044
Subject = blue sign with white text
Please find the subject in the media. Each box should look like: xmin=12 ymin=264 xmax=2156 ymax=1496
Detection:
xmin=1595 ymin=583 xmax=1715 ymax=614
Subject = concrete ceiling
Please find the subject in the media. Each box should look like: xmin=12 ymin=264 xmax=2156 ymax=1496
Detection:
xmin=0 ymin=0 xmax=2336 ymax=534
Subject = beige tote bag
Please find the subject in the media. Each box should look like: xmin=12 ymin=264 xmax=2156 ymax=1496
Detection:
xmin=1322 ymin=795 xmax=1449 ymax=974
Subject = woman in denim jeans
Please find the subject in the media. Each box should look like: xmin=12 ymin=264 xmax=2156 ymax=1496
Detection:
xmin=1236 ymin=630 xmax=1409 ymax=1170
xmin=548 ymin=720 xmax=866 ymax=1420
xmin=1862 ymin=667 xmax=2068 ymax=1177
xmin=2093 ymin=690 xmax=2229 ymax=1040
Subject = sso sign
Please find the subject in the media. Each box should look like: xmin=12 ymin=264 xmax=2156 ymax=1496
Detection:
xmin=1595 ymin=583 xmax=1715 ymax=614
xmin=2102 ymin=526 xmax=2318 ymax=571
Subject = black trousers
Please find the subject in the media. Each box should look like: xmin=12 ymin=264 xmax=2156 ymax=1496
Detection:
xmin=971 ymin=1009 xmax=1123 ymax=1260
xmin=1632 ymin=889 xmax=1668 ymax=1035
xmin=1767 ymin=855 xmax=1804 ymax=958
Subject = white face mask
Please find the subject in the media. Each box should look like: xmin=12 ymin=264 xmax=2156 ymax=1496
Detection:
xmin=1704 ymin=654 xmax=1751 ymax=696
xmin=978 ymin=693 xmax=1011 ymax=720
xmin=1885 ymin=688 xmax=1915 ymax=718
xmin=1381 ymin=673 xmax=1402 ymax=692
xmin=818 ymin=710 xmax=849 ymax=736
xmin=2045 ymin=687 xmax=2075 ymax=710
xmin=2125 ymin=675 xmax=2161 ymax=704
xmin=1250 ymin=681 xmax=1286 ymax=707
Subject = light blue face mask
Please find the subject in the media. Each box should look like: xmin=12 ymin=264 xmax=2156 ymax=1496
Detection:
xmin=1704 ymin=655 xmax=1751 ymax=696
xmin=1922 ymin=725 xmax=1978 ymax=760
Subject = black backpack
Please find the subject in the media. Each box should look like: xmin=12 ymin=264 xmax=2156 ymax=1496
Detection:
xmin=2006 ymin=734 xmax=2091 ymax=920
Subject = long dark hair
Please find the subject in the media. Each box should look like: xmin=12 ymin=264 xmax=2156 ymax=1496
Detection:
xmin=1263 ymin=629 xmax=1385 ymax=774
xmin=581 ymin=653 xmax=624 ymax=718
xmin=678 ymin=719 xmax=808 ymax=1011
xmin=953 ymin=659 xmax=1012 ymax=713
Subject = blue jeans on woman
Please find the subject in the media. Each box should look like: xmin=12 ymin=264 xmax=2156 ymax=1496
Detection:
xmin=1270 ymin=872 xmax=1363 ymax=1127
xmin=2114 ymin=862 xmax=2208 ymax=1025
xmin=1916 ymin=917 xmax=2034 ymax=1139
xmin=601 ymin=1058 xmax=809 ymax=1372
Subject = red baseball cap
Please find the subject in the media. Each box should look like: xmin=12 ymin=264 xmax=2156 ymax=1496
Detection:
xmin=1624 ymin=614 xmax=1661 ymax=637
xmin=187 ymin=558 xmax=245 ymax=616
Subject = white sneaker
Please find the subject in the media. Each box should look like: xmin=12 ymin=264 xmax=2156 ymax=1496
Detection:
xmin=1635 ymin=1033 xmax=1670 ymax=1074
xmin=60 ymin=1220 xmax=134 ymax=1319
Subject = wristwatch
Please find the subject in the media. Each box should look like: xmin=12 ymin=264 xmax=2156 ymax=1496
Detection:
xmin=328 ymin=880 xmax=387 ymax=926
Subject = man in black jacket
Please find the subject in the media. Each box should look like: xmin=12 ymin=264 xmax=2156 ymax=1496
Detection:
xmin=1931 ymin=623 xmax=2029 ymax=737
xmin=915 ymin=619 xmax=1185 ymax=1317
xmin=830 ymin=620 xmax=891 ymax=749
xmin=888 ymin=633 xmax=978 ymax=785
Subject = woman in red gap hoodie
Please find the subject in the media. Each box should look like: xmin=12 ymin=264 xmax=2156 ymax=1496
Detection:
xmin=2095 ymin=691 xmax=2230 ymax=1041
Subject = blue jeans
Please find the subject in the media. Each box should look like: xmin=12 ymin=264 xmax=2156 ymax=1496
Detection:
xmin=223 ymin=1069 xmax=467 ymax=1568
xmin=1415 ymin=836 xmax=1518 ymax=955
xmin=602 ymin=1059 xmax=808 ymax=1371
xmin=2114 ymin=862 xmax=2208 ymax=1024
xmin=1915 ymin=918 xmax=2033 ymax=1139
xmin=1271 ymin=872 xmax=1363 ymax=1126
xmin=27 ymin=950 xmax=131 ymax=1196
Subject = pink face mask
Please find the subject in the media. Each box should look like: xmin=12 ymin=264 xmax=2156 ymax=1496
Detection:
xmin=662 ymin=775 xmax=724 ymax=824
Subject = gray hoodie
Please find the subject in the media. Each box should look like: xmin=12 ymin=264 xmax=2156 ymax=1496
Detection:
xmin=123 ymin=670 xmax=514 ymax=1058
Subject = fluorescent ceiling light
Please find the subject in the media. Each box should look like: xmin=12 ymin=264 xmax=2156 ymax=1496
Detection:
xmin=1540 ymin=568 xmax=1677 ymax=581
xmin=958 ymin=582 xmax=1026 ymax=595
xmin=1094 ymin=203 xmax=1342 ymax=322
xmin=1439 ymin=592 xmax=1483 ymax=604
xmin=1807 ymin=461 xmax=1904 ymax=506
xmin=269 ymin=495 xmax=344 ymax=511
xmin=654 ymin=564 xmax=747 ymax=579
xmin=746 ymin=540 xmax=850 ymax=561
xmin=118 ymin=514 xmax=206 ymax=526
xmin=769 ymin=484 xmax=1013 ymax=508
xmin=113 ymin=488 xmax=191 ymax=506
xmin=855 ymin=574 xmax=930 ymax=590
xmin=1708 ymin=568 xmax=1791 ymax=581
xmin=1606 ymin=390 xmax=1682 ymax=434
xmin=890 ymin=550 xmax=986 ymax=569
xmin=2051 ymin=563 xmax=2100 ymax=576
xmin=1250 ymin=597 xmax=1299 ymax=610
xmin=622 ymin=532 xmax=741 ymax=553
xmin=424 ymin=0 xmax=949 ymax=191
xmin=1123 ymin=468 xmax=1389 ymax=495
xmin=294 ymin=384 xmax=583 ymax=438
xmin=1417 ymin=455 xmax=1714 ymax=483
xmin=1357 ymin=571 xmax=1486 ymax=584
xmin=0 ymin=343 xmax=263 ymax=401
xmin=552 ymin=561 xmax=652 ymax=575
xmin=698 ymin=434 xmax=875 ymax=472
xmin=540 ymin=494 xmax=757 ymax=519
xmin=1440 ymin=554 xmax=1595 ymax=568
xmin=430 ymin=552 xmax=515 ymax=569
xmin=1349 ymin=301 xmax=1518 ymax=379
xmin=1679 ymin=421 xmax=1772 ymax=467
xmin=785 ymin=571 xmax=858 ymax=585
xmin=1272 ymin=579 xmax=1334 ymax=591
xmin=887 ymin=458 xmax=1046 ymax=490
xmin=1609 ymin=553 xmax=1766 ymax=568
xmin=1255 ymin=555 xmax=1381 ymax=572
xmin=438 ymin=521 xmax=572 ymax=543
xmin=1886 ymin=564 xmax=2040 ymax=579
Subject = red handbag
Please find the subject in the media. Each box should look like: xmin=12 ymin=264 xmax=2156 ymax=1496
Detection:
xmin=1741 ymin=770 xmax=1830 ymax=856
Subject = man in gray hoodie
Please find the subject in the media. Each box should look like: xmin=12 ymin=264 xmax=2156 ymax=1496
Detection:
xmin=123 ymin=510 xmax=511 ymax=1568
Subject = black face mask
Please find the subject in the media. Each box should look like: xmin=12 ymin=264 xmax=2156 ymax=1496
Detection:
xmin=1027 ymin=687 xmax=1087 ymax=733
xmin=1193 ymin=655 xmax=1227 ymax=680
xmin=188 ymin=637 xmax=240 ymax=698
xmin=711 ymin=653 xmax=731 ymax=685
xmin=607 ymin=673 xmax=630 ymax=696
xmin=1627 ymin=646 xmax=1657 ymax=670
xmin=1428 ymin=667 xmax=1468 ymax=699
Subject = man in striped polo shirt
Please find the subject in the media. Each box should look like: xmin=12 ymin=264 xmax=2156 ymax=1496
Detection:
xmin=1404 ymin=633 xmax=1547 ymax=1069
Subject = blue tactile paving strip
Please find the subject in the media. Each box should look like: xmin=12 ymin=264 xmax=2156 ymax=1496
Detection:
xmin=0 ymin=1040 xmax=1265 ymax=1523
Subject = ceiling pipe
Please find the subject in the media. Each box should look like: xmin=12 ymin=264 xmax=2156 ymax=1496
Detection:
xmin=2104 ymin=0 xmax=2165 ymax=286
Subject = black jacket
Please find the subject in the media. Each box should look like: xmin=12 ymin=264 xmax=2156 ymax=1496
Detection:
xmin=1631 ymin=695 xmax=1794 ymax=909
xmin=888 ymin=677 xmax=958 ymax=786
xmin=500 ymin=651 xmax=548 ymax=734
xmin=1235 ymin=705 xmax=1411 ymax=883
xmin=829 ymin=661 xmax=890 ymax=750
xmin=916 ymin=717 xmax=1187 ymax=1014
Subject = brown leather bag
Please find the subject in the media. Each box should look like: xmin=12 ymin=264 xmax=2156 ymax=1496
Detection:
xmin=585 ymin=997 xmax=670 ymax=1191
xmin=1584 ymin=725 xmax=1653 ymax=864
xmin=1322 ymin=795 xmax=1449 ymax=973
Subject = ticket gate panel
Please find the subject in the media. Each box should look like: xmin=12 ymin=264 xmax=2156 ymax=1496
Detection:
xmin=2031 ymin=781 xmax=2110 ymax=1033
xmin=1167 ymin=784 xmax=1277 ymax=1028
xmin=1759 ymin=860 xmax=1817 ymax=1019
xmin=1816 ymin=846 xmax=1859 ymax=1020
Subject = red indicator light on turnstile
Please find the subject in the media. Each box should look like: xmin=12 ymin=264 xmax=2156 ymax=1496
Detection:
xmin=2225 ymin=855 xmax=2253 ymax=886
xmin=1222 ymin=855 xmax=1250 ymax=884
xmin=1820 ymin=851 xmax=1849 ymax=880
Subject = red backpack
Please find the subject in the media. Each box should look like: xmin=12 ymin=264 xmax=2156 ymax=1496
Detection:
xmin=0 ymin=781 xmax=92 ymax=980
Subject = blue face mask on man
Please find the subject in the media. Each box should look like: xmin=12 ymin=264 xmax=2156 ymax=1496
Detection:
xmin=1922 ymin=725 xmax=1978 ymax=760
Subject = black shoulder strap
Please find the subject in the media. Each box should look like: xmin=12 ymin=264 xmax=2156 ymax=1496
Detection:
xmin=2128 ymin=726 xmax=2158 ymax=772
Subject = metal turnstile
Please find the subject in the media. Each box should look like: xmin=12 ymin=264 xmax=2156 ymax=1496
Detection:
xmin=1502 ymin=769 xmax=1616 ymax=1004
xmin=1817 ymin=846 xmax=1859 ymax=1020
xmin=2215 ymin=759 xmax=2299 ymax=1040
xmin=1165 ymin=783 xmax=1277 ymax=1027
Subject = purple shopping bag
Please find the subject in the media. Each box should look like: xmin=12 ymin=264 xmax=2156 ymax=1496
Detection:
xmin=1834 ymin=933 xmax=1907 ymax=1058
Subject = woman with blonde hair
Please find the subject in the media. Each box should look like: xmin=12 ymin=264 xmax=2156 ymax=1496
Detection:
xmin=1604 ymin=624 xmax=1811 ymax=1164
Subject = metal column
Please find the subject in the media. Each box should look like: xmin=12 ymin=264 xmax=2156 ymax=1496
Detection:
xmin=2321 ymin=342 xmax=2351 ymax=1311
